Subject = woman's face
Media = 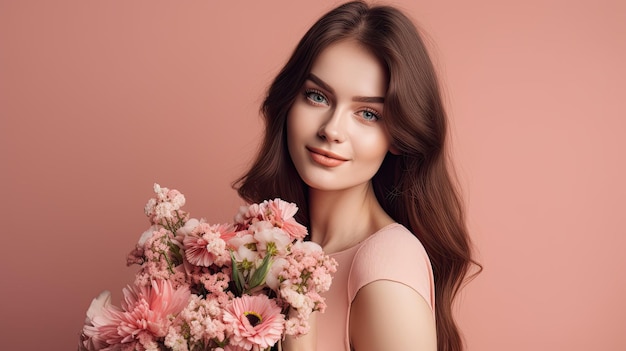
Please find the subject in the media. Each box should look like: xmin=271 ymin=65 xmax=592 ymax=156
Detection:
xmin=287 ymin=40 xmax=392 ymax=192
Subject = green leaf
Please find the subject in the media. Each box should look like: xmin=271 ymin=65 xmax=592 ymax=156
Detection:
xmin=248 ymin=254 xmax=273 ymax=290
xmin=230 ymin=251 xmax=244 ymax=295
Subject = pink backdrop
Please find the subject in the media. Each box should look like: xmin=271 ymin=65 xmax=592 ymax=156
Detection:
xmin=1 ymin=0 xmax=624 ymax=350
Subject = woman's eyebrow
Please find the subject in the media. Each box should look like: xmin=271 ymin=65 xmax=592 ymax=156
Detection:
xmin=307 ymin=73 xmax=384 ymax=103
xmin=307 ymin=73 xmax=334 ymax=94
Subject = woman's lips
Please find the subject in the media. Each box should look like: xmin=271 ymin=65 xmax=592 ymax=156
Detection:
xmin=307 ymin=147 xmax=348 ymax=167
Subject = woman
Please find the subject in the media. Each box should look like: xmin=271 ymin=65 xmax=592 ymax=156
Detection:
xmin=234 ymin=1 xmax=480 ymax=350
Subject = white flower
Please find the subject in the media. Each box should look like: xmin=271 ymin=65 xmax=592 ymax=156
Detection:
xmin=176 ymin=218 xmax=201 ymax=237
xmin=85 ymin=290 xmax=112 ymax=324
xmin=138 ymin=225 xmax=160 ymax=246
xmin=144 ymin=198 xmax=157 ymax=217
xmin=281 ymin=288 xmax=307 ymax=309
xmin=229 ymin=234 xmax=260 ymax=262
xmin=292 ymin=240 xmax=323 ymax=254
xmin=155 ymin=202 xmax=175 ymax=220
xmin=154 ymin=183 xmax=169 ymax=201
xmin=253 ymin=226 xmax=291 ymax=256
xmin=169 ymin=191 xmax=185 ymax=209
xmin=265 ymin=257 xmax=288 ymax=291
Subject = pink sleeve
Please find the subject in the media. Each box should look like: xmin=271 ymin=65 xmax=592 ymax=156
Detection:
xmin=347 ymin=224 xmax=435 ymax=311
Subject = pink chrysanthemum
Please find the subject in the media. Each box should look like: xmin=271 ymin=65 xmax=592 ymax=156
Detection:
xmin=80 ymin=291 xmax=116 ymax=351
xmin=92 ymin=280 xmax=190 ymax=348
xmin=223 ymin=295 xmax=285 ymax=350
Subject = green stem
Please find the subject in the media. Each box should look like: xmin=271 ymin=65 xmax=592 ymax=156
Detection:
xmin=161 ymin=250 xmax=175 ymax=274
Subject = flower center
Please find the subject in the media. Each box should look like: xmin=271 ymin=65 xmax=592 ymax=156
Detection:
xmin=244 ymin=311 xmax=263 ymax=327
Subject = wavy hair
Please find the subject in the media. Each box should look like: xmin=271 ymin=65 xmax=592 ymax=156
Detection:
xmin=234 ymin=2 xmax=481 ymax=350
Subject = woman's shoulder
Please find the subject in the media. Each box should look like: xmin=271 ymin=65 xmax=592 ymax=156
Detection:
xmin=348 ymin=223 xmax=434 ymax=307
xmin=353 ymin=223 xmax=431 ymax=270
xmin=358 ymin=223 xmax=429 ymax=257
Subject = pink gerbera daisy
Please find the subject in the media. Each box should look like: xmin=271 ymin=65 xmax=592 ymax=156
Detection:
xmin=223 ymin=294 xmax=285 ymax=350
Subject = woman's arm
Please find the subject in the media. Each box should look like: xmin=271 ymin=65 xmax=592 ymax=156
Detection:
xmin=349 ymin=280 xmax=436 ymax=351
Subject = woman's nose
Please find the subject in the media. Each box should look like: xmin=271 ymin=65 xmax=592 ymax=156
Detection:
xmin=318 ymin=107 xmax=347 ymax=143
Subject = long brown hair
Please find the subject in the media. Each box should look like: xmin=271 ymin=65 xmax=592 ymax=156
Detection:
xmin=234 ymin=2 xmax=480 ymax=350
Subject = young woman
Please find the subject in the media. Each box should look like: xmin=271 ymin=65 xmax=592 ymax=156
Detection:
xmin=234 ymin=1 xmax=480 ymax=350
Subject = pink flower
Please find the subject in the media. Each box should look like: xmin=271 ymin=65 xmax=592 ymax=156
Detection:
xmin=272 ymin=240 xmax=337 ymax=337
xmin=145 ymin=184 xmax=189 ymax=227
xmin=92 ymin=280 xmax=190 ymax=347
xmin=153 ymin=184 xmax=185 ymax=207
xmin=264 ymin=199 xmax=308 ymax=240
xmin=144 ymin=198 xmax=158 ymax=218
xmin=81 ymin=187 xmax=336 ymax=350
xmin=138 ymin=225 xmax=161 ymax=247
xmin=167 ymin=188 xmax=185 ymax=209
xmin=183 ymin=223 xmax=235 ymax=267
xmin=223 ymin=295 xmax=285 ymax=350
xmin=166 ymin=294 xmax=231 ymax=350
xmin=80 ymin=291 xmax=117 ymax=350
xmin=234 ymin=203 xmax=262 ymax=227
xmin=133 ymin=228 xmax=185 ymax=284
xmin=234 ymin=199 xmax=308 ymax=240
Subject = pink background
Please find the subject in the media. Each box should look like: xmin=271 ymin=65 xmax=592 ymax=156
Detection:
xmin=1 ymin=0 xmax=624 ymax=349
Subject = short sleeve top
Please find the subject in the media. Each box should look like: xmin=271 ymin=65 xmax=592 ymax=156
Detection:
xmin=316 ymin=223 xmax=435 ymax=351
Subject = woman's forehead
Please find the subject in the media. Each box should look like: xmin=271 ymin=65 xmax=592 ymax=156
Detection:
xmin=308 ymin=40 xmax=387 ymax=99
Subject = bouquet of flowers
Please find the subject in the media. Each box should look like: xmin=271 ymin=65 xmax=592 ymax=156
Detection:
xmin=79 ymin=184 xmax=337 ymax=351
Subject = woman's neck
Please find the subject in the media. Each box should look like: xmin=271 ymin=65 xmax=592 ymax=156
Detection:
xmin=308 ymin=184 xmax=394 ymax=254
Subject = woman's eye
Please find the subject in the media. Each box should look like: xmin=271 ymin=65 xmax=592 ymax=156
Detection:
xmin=305 ymin=90 xmax=328 ymax=105
xmin=359 ymin=109 xmax=381 ymax=122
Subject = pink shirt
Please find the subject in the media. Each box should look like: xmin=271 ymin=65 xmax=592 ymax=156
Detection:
xmin=316 ymin=223 xmax=435 ymax=351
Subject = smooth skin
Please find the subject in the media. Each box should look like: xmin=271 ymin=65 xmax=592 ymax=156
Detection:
xmin=283 ymin=40 xmax=436 ymax=351
xmin=350 ymin=281 xmax=436 ymax=351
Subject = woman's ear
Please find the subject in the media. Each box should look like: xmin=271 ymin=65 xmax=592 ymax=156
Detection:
xmin=389 ymin=144 xmax=401 ymax=155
